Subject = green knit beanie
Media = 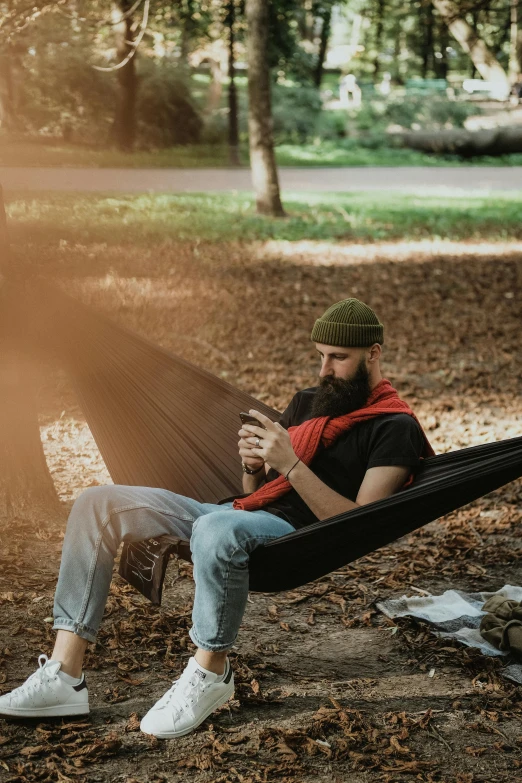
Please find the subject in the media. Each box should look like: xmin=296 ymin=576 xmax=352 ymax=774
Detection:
xmin=310 ymin=298 xmax=384 ymax=347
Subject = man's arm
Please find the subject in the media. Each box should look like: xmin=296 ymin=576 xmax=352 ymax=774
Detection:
xmin=286 ymin=462 xmax=411 ymax=522
xmin=242 ymin=464 xmax=269 ymax=494
xmin=243 ymin=406 xmax=411 ymax=518
xmin=240 ymin=395 xmax=299 ymax=494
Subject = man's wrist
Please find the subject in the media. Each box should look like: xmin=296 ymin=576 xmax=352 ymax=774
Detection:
xmin=284 ymin=457 xmax=301 ymax=481
xmin=241 ymin=461 xmax=264 ymax=475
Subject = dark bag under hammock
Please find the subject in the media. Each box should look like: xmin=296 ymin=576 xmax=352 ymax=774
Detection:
xmin=9 ymin=279 xmax=522 ymax=602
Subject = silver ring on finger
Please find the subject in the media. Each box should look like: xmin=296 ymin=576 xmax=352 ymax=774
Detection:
xmin=255 ymin=437 xmax=261 ymax=448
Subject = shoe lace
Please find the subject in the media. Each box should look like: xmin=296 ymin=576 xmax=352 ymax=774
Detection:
xmin=12 ymin=655 xmax=57 ymax=698
xmin=163 ymin=669 xmax=210 ymax=714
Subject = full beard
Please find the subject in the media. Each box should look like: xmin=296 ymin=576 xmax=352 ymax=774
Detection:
xmin=309 ymin=358 xmax=372 ymax=419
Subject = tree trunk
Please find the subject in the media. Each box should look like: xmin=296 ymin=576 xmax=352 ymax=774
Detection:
xmin=179 ymin=0 xmax=195 ymax=64
xmin=509 ymin=0 xmax=520 ymax=83
xmin=468 ymin=11 xmax=478 ymax=78
xmin=491 ymin=3 xmax=512 ymax=62
xmin=298 ymin=0 xmax=315 ymax=43
xmin=0 ymin=188 xmax=63 ymax=525
xmin=391 ymin=126 xmax=522 ymax=156
xmin=421 ymin=0 xmax=434 ymax=79
xmin=432 ymin=0 xmax=510 ymax=99
xmin=226 ymin=0 xmax=240 ymax=166
xmin=206 ymin=58 xmax=224 ymax=115
xmin=245 ymin=0 xmax=285 ymax=217
xmin=435 ymin=19 xmax=450 ymax=79
xmin=392 ymin=25 xmax=404 ymax=84
xmin=314 ymin=6 xmax=332 ymax=88
xmin=111 ymin=0 xmax=138 ymax=152
xmin=0 ymin=349 xmax=64 ymax=524
xmin=373 ymin=0 xmax=386 ymax=80
xmin=0 ymin=50 xmax=16 ymax=131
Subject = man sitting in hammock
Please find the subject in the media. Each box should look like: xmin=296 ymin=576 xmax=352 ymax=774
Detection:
xmin=0 ymin=298 xmax=432 ymax=738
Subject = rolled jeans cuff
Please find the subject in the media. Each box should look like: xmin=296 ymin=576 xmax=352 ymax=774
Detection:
xmin=188 ymin=626 xmax=236 ymax=653
xmin=53 ymin=618 xmax=97 ymax=644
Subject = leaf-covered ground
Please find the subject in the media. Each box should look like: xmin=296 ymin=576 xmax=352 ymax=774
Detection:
xmin=0 ymin=237 xmax=521 ymax=783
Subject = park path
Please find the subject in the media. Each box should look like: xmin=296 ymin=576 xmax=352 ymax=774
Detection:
xmin=0 ymin=165 xmax=521 ymax=193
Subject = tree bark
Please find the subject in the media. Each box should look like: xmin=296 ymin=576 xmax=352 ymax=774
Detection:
xmin=179 ymin=0 xmax=195 ymax=63
xmin=392 ymin=25 xmax=404 ymax=84
xmin=111 ymin=0 xmax=138 ymax=152
xmin=373 ymin=0 xmax=386 ymax=80
xmin=245 ymin=0 xmax=285 ymax=217
xmin=0 ymin=188 xmax=63 ymax=525
xmin=421 ymin=0 xmax=434 ymax=79
xmin=0 ymin=50 xmax=16 ymax=131
xmin=298 ymin=0 xmax=315 ymax=43
xmin=226 ymin=0 xmax=240 ymax=166
xmin=0 ymin=348 xmax=64 ymax=524
xmin=314 ymin=6 xmax=332 ymax=88
xmin=206 ymin=58 xmax=224 ymax=114
xmin=435 ymin=19 xmax=450 ymax=79
xmin=509 ymin=0 xmax=520 ymax=83
xmin=468 ymin=10 xmax=478 ymax=78
xmin=432 ymin=0 xmax=510 ymax=99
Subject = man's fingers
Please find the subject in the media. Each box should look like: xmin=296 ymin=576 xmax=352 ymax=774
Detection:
xmin=239 ymin=444 xmax=264 ymax=456
xmin=248 ymin=409 xmax=275 ymax=429
xmin=240 ymin=426 xmax=261 ymax=437
xmin=249 ymin=408 xmax=268 ymax=421
xmin=238 ymin=429 xmax=254 ymax=439
xmin=238 ymin=436 xmax=263 ymax=448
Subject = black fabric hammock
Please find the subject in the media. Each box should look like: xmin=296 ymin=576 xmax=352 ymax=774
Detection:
xmin=9 ymin=278 xmax=522 ymax=600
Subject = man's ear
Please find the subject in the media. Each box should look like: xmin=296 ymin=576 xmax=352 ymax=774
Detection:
xmin=368 ymin=343 xmax=382 ymax=362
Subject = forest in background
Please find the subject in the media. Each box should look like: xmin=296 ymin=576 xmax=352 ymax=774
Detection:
xmin=1 ymin=0 xmax=522 ymax=158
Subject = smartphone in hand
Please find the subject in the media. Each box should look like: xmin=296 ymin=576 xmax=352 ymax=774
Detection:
xmin=239 ymin=412 xmax=267 ymax=430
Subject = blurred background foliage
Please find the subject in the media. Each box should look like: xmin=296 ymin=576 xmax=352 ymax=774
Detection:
xmin=1 ymin=0 xmax=521 ymax=160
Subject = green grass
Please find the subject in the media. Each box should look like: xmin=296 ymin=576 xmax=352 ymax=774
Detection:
xmin=2 ymin=138 xmax=522 ymax=169
xmin=7 ymin=190 xmax=522 ymax=245
xmin=274 ymin=141 xmax=522 ymax=167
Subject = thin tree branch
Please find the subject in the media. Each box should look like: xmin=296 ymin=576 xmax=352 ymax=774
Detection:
xmin=55 ymin=0 xmax=144 ymax=28
xmin=103 ymin=0 xmax=145 ymax=26
xmin=92 ymin=0 xmax=149 ymax=73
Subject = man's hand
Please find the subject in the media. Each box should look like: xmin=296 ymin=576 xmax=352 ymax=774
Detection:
xmin=241 ymin=409 xmax=298 ymax=477
xmin=238 ymin=421 xmax=265 ymax=471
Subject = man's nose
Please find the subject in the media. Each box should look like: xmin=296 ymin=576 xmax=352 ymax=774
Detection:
xmin=319 ymin=362 xmax=334 ymax=378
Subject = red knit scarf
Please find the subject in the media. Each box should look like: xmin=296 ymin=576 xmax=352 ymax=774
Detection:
xmin=233 ymin=378 xmax=435 ymax=512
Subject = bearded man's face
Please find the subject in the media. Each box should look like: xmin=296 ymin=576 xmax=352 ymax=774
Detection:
xmin=310 ymin=352 xmax=371 ymax=419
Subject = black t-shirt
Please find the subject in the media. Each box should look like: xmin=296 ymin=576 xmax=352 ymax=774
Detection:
xmin=219 ymin=387 xmax=426 ymax=530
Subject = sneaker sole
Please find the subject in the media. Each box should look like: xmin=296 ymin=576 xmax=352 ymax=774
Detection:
xmin=141 ymin=683 xmax=234 ymax=739
xmin=0 ymin=704 xmax=90 ymax=718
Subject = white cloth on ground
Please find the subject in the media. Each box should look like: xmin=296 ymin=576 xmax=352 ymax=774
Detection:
xmin=376 ymin=584 xmax=522 ymax=685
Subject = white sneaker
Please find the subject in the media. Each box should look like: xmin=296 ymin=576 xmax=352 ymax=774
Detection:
xmin=140 ymin=656 xmax=234 ymax=738
xmin=0 ymin=655 xmax=89 ymax=718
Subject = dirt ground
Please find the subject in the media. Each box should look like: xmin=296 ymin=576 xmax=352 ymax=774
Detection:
xmin=0 ymin=238 xmax=521 ymax=783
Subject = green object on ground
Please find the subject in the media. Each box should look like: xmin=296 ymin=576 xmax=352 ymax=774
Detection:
xmin=405 ymin=78 xmax=448 ymax=94
xmin=480 ymin=595 xmax=522 ymax=657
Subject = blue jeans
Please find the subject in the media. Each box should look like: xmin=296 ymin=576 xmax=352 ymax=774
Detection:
xmin=53 ymin=485 xmax=295 ymax=651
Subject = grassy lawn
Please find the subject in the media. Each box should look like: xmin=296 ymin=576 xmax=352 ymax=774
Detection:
xmin=7 ymin=190 xmax=522 ymax=244
xmin=275 ymin=141 xmax=522 ymax=167
xmin=2 ymin=138 xmax=522 ymax=168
